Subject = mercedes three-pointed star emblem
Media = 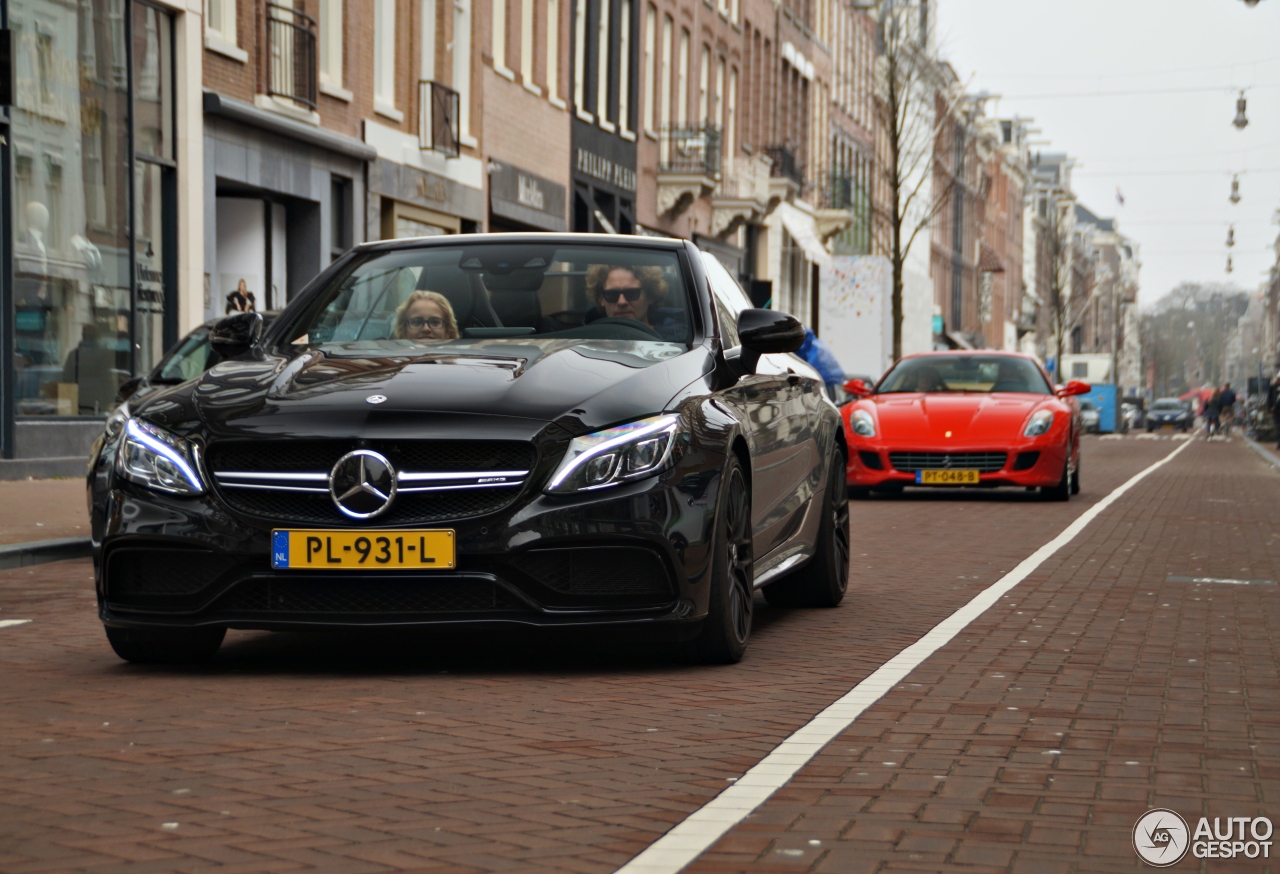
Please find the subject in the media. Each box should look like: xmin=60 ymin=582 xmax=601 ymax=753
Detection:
xmin=329 ymin=449 xmax=398 ymax=519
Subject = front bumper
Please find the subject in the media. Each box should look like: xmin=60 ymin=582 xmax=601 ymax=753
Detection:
xmin=93 ymin=456 xmax=725 ymax=633
xmin=846 ymin=441 xmax=1068 ymax=489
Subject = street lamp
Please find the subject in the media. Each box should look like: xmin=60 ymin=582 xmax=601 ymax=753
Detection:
xmin=1234 ymin=92 xmax=1250 ymax=130
xmin=1230 ymin=175 xmax=1242 ymax=204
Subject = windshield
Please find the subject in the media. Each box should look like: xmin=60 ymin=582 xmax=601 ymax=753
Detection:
xmin=1152 ymin=400 xmax=1184 ymax=411
xmin=282 ymin=243 xmax=693 ymax=354
xmin=877 ymin=355 xmax=1052 ymax=395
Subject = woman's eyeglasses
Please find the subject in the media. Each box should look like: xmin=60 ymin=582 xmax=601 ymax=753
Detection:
xmin=602 ymin=287 xmax=643 ymax=303
xmin=407 ymin=316 xmax=445 ymax=330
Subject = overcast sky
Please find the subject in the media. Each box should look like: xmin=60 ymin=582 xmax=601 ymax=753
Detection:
xmin=936 ymin=0 xmax=1280 ymax=306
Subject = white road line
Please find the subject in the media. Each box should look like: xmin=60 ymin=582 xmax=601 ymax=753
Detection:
xmin=0 ymin=619 xmax=32 ymax=629
xmin=615 ymin=438 xmax=1194 ymax=874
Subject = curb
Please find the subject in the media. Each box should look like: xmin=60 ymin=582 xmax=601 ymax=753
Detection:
xmin=0 ymin=537 xmax=92 ymax=571
xmin=1245 ymin=436 xmax=1280 ymax=471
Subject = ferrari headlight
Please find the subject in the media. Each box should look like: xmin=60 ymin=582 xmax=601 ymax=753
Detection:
xmin=850 ymin=409 xmax=876 ymax=438
xmin=546 ymin=414 xmax=681 ymax=494
xmin=1024 ymin=410 xmax=1054 ymax=437
xmin=115 ymin=418 xmax=205 ymax=495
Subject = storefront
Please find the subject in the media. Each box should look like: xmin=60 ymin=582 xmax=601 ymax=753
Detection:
xmin=1 ymin=0 xmax=182 ymax=475
xmin=367 ymin=156 xmax=484 ymax=240
xmin=571 ymin=121 xmax=636 ymax=234
xmin=489 ymin=163 xmax=566 ymax=233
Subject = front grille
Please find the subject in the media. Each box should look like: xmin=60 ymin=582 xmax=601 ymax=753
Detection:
xmin=889 ymin=452 xmax=1008 ymax=473
xmin=513 ymin=548 xmax=672 ymax=596
xmin=106 ymin=549 xmax=247 ymax=605
xmin=212 ymin=577 xmax=526 ymax=614
xmin=217 ymin=488 xmax=519 ymax=526
xmin=207 ymin=438 xmax=535 ymax=525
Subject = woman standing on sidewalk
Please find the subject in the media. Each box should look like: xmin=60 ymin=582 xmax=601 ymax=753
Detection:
xmin=1204 ymin=389 xmax=1222 ymax=437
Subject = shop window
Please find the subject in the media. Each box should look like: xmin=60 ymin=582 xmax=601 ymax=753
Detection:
xmin=330 ymin=177 xmax=353 ymax=260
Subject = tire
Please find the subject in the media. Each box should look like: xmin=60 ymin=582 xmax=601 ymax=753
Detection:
xmin=1041 ymin=455 xmax=1071 ymax=502
xmin=1070 ymin=453 xmax=1080 ymax=495
xmin=105 ymin=626 xmax=225 ymax=665
xmin=691 ymin=455 xmax=754 ymax=664
xmin=764 ymin=447 xmax=850 ymax=609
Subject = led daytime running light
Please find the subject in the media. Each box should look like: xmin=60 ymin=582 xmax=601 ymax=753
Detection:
xmin=546 ymin=414 xmax=681 ymax=493
xmin=122 ymin=419 xmax=205 ymax=493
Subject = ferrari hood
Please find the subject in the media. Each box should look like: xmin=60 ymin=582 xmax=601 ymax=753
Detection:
xmin=869 ymin=393 xmax=1047 ymax=443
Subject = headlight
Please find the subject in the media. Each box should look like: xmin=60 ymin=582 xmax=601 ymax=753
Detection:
xmin=115 ymin=418 xmax=206 ymax=495
xmin=545 ymin=414 xmax=681 ymax=494
xmin=850 ymin=409 xmax=876 ymax=437
xmin=105 ymin=403 xmax=130 ymax=440
xmin=1024 ymin=410 xmax=1054 ymax=437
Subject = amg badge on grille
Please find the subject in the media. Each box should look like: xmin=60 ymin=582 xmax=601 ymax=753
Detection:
xmin=329 ymin=450 xmax=398 ymax=519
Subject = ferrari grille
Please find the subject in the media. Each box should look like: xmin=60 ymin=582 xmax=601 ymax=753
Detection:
xmin=888 ymin=452 xmax=1008 ymax=473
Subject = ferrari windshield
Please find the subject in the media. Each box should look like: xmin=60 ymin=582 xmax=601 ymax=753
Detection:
xmin=877 ymin=355 xmax=1053 ymax=395
xmin=281 ymin=242 xmax=693 ymax=353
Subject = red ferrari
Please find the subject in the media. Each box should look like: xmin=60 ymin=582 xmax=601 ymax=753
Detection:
xmin=841 ymin=351 xmax=1089 ymax=501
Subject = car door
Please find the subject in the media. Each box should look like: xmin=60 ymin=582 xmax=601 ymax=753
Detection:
xmin=701 ymin=254 xmax=813 ymax=559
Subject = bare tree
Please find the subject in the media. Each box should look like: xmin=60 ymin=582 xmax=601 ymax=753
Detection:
xmin=873 ymin=0 xmax=970 ymax=361
xmin=1040 ymin=199 xmax=1072 ymax=367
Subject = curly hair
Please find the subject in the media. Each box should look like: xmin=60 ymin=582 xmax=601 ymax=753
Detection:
xmin=585 ymin=265 xmax=669 ymax=307
xmin=392 ymin=290 xmax=460 ymax=340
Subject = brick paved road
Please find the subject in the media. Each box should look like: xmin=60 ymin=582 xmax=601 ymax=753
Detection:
xmin=1 ymin=436 xmax=1274 ymax=873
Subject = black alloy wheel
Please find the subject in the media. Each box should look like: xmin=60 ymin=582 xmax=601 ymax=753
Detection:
xmin=692 ymin=455 xmax=754 ymax=664
xmin=105 ymin=626 xmax=226 ymax=665
xmin=764 ymin=447 xmax=851 ymax=609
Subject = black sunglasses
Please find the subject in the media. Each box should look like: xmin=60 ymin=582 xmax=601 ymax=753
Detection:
xmin=602 ymin=287 xmax=643 ymax=303
xmin=407 ymin=316 xmax=445 ymax=330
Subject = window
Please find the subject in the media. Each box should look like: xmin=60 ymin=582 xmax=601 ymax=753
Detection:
xmin=676 ymin=28 xmax=688 ymax=124
xmin=642 ymin=5 xmax=656 ymax=134
xmin=206 ymin=0 xmax=236 ymax=45
xmin=454 ymin=0 xmax=473 ymax=138
xmin=1072 ymin=362 xmax=1088 ymax=379
xmin=547 ymin=0 xmax=561 ymax=102
xmin=596 ymin=0 xmax=613 ymax=130
xmin=492 ymin=0 xmax=509 ymax=75
xmin=421 ymin=0 xmax=436 ymax=81
xmin=618 ymin=0 xmax=632 ymax=135
xmin=573 ymin=0 xmax=591 ymax=120
xmin=727 ymin=66 xmax=737 ymax=158
xmin=698 ymin=44 xmax=709 ymax=123
xmin=320 ymin=0 xmax=343 ymax=89
xmin=714 ymin=55 xmax=724 ymax=132
xmin=520 ymin=0 xmax=537 ymax=90
xmin=660 ymin=15 xmax=672 ymax=131
xmin=330 ymin=177 xmax=353 ymax=261
xmin=374 ymin=0 xmax=397 ymax=111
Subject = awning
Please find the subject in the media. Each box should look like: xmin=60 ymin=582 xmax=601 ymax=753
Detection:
xmin=776 ymin=202 xmax=832 ymax=267
xmin=978 ymin=244 xmax=1005 ymax=273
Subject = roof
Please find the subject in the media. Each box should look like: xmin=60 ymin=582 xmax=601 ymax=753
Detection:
xmin=353 ymin=233 xmax=692 ymax=254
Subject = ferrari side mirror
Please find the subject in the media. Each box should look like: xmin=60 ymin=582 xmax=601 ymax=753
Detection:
xmin=1057 ymin=379 xmax=1091 ymax=398
xmin=843 ymin=378 xmax=872 ymax=398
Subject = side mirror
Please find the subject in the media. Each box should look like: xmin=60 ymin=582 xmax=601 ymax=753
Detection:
xmin=726 ymin=309 xmax=805 ymax=377
xmin=843 ymin=378 xmax=872 ymax=398
xmin=209 ymin=311 xmax=264 ymax=359
xmin=1057 ymin=379 xmax=1091 ymax=398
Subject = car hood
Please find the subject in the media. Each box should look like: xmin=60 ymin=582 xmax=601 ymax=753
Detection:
xmin=140 ymin=339 xmax=711 ymax=441
xmin=865 ymin=393 xmax=1052 ymax=443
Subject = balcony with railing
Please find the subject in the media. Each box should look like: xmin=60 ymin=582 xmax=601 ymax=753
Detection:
xmin=266 ymin=3 xmax=317 ymax=110
xmin=762 ymin=145 xmax=806 ymax=205
xmin=710 ymin=154 xmax=776 ymax=238
xmin=419 ymin=80 xmax=461 ymax=158
xmin=657 ymin=125 xmax=721 ymax=218
xmin=822 ymin=174 xmax=871 ymax=255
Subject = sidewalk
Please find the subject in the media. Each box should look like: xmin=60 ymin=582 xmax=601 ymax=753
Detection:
xmin=0 ymin=478 xmax=90 ymax=567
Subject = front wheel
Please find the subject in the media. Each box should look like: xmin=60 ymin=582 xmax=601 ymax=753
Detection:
xmin=691 ymin=456 xmax=754 ymax=664
xmin=1041 ymin=454 xmax=1071 ymax=502
xmin=105 ymin=626 xmax=225 ymax=664
xmin=764 ymin=447 xmax=850 ymax=609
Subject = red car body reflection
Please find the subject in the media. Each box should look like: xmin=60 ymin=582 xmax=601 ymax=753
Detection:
xmin=841 ymin=351 xmax=1088 ymax=500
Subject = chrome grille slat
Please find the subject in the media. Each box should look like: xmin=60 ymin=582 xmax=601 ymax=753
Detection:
xmin=888 ymin=452 xmax=1008 ymax=473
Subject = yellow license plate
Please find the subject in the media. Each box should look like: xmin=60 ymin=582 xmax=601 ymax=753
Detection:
xmin=916 ymin=469 xmax=980 ymax=485
xmin=271 ymin=529 xmax=456 ymax=570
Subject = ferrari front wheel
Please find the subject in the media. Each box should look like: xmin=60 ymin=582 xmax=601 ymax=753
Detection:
xmin=1042 ymin=454 xmax=1071 ymax=502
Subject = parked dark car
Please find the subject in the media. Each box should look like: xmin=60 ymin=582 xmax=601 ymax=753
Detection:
xmin=1146 ymin=397 xmax=1192 ymax=432
xmin=116 ymin=313 xmax=280 ymax=406
xmin=89 ymin=235 xmax=849 ymax=665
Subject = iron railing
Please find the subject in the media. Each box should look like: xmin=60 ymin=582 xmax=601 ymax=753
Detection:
xmin=418 ymin=80 xmax=461 ymax=158
xmin=658 ymin=125 xmax=722 ymax=176
xmin=763 ymin=145 xmax=805 ymax=187
xmin=266 ymin=3 xmax=317 ymax=109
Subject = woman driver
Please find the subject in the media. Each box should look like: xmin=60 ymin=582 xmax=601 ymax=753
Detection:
xmin=585 ymin=264 xmax=669 ymax=327
xmin=393 ymin=291 xmax=460 ymax=341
